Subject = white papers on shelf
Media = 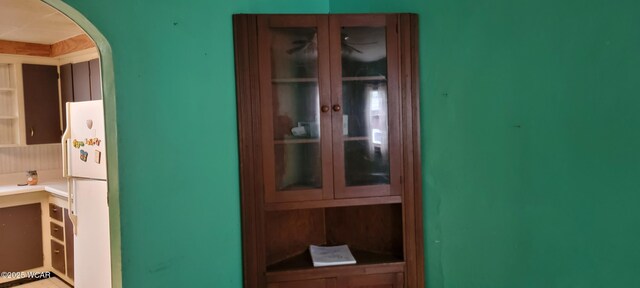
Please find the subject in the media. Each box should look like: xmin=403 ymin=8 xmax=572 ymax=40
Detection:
xmin=309 ymin=244 xmax=357 ymax=267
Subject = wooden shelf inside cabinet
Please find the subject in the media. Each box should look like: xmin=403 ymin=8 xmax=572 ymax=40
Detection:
xmin=0 ymin=115 xmax=18 ymax=119
xmin=266 ymin=249 xmax=404 ymax=282
xmin=0 ymin=88 xmax=16 ymax=91
xmin=272 ymin=78 xmax=318 ymax=83
xmin=265 ymin=196 xmax=401 ymax=211
xmin=342 ymin=76 xmax=387 ymax=82
xmin=343 ymin=136 xmax=370 ymax=142
xmin=274 ymin=138 xmax=320 ymax=144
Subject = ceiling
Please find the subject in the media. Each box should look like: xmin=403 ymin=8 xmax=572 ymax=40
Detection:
xmin=0 ymin=0 xmax=85 ymax=45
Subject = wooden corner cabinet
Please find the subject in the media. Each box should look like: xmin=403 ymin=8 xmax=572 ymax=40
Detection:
xmin=233 ymin=14 xmax=423 ymax=287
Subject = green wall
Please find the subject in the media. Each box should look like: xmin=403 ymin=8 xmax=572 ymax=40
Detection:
xmin=332 ymin=0 xmax=640 ymax=287
xmin=60 ymin=1 xmax=328 ymax=287
xmin=62 ymin=0 xmax=640 ymax=287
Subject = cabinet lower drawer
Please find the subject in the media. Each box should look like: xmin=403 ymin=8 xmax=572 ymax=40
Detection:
xmin=51 ymin=240 xmax=66 ymax=273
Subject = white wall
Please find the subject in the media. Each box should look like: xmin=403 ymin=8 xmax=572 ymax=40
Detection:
xmin=0 ymin=144 xmax=61 ymax=174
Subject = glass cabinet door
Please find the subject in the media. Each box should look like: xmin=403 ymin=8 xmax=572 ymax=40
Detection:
xmin=258 ymin=16 xmax=333 ymax=202
xmin=329 ymin=15 xmax=402 ymax=198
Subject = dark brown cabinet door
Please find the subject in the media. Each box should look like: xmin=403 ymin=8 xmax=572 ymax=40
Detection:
xmin=64 ymin=208 xmax=75 ymax=279
xmin=330 ymin=15 xmax=402 ymax=199
xmin=60 ymin=63 xmax=74 ymax=131
xmin=89 ymin=58 xmax=102 ymax=100
xmin=0 ymin=203 xmax=43 ymax=271
xmin=72 ymin=61 xmax=91 ymax=102
xmin=337 ymin=273 xmax=403 ymax=288
xmin=22 ymin=64 xmax=61 ymax=144
xmin=51 ymin=240 xmax=66 ymax=273
xmin=258 ymin=15 xmax=334 ymax=203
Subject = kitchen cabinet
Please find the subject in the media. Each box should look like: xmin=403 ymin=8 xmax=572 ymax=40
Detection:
xmin=72 ymin=61 xmax=91 ymax=102
xmin=49 ymin=203 xmax=64 ymax=221
xmin=71 ymin=59 xmax=101 ymax=102
xmin=0 ymin=203 xmax=43 ymax=272
xmin=89 ymin=58 xmax=102 ymax=100
xmin=22 ymin=64 xmax=61 ymax=145
xmin=51 ymin=239 xmax=66 ymax=273
xmin=61 ymin=58 xmax=101 ymax=131
xmin=60 ymin=63 xmax=74 ymax=130
xmin=234 ymin=14 xmax=423 ymax=287
xmin=48 ymin=203 xmax=75 ymax=280
xmin=64 ymin=207 xmax=74 ymax=279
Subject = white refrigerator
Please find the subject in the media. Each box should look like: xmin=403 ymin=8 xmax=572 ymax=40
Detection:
xmin=62 ymin=100 xmax=112 ymax=288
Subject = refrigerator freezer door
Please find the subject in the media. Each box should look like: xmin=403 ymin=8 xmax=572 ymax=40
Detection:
xmin=72 ymin=179 xmax=111 ymax=288
xmin=67 ymin=100 xmax=107 ymax=180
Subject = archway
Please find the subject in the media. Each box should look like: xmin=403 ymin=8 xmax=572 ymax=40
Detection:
xmin=41 ymin=1 xmax=122 ymax=287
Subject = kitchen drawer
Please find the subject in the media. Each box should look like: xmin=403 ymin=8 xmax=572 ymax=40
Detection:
xmin=50 ymin=222 xmax=64 ymax=241
xmin=49 ymin=203 xmax=63 ymax=221
xmin=51 ymin=240 xmax=66 ymax=273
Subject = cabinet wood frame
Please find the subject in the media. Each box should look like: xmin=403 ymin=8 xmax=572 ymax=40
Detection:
xmin=233 ymin=14 xmax=424 ymax=288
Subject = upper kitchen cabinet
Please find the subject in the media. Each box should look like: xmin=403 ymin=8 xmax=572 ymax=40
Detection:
xmin=89 ymin=58 xmax=102 ymax=100
xmin=70 ymin=59 xmax=102 ymax=102
xmin=60 ymin=58 xmax=102 ymax=130
xmin=22 ymin=64 xmax=61 ymax=145
xmin=234 ymin=14 xmax=423 ymax=288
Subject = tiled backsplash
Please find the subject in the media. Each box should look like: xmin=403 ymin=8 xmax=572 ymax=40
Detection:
xmin=0 ymin=144 xmax=62 ymax=174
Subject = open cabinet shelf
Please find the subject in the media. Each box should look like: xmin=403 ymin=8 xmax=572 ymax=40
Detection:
xmin=267 ymin=248 xmax=404 ymax=273
xmin=0 ymin=63 xmax=20 ymax=146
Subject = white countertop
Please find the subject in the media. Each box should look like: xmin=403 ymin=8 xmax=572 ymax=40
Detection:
xmin=0 ymin=180 xmax=68 ymax=198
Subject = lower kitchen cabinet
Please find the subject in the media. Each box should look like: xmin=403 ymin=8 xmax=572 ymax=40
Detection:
xmin=64 ymin=208 xmax=74 ymax=279
xmin=48 ymin=203 xmax=74 ymax=281
xmin=0 ymin=203 xmax=43 ymax=272
xmin=51 ymin=240 xmax=66 ymax=273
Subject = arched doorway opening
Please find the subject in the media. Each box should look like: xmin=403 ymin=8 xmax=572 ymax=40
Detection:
xmin=41 ymin=1 xmax=123 ymax=287
xmin=0 ymin=0 xmax=121 ymax=286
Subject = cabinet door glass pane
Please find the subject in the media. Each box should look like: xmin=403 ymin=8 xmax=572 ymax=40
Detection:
xmin=270 ymin=28 xmax=322 ymax=191
xmin=341 ymin=27 xmax=390 ymax=186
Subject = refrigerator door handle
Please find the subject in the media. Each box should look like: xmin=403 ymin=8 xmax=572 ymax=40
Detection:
xmin=67 ymin=179 xmax=78 ymax=235
xmin=62 ymin=102 xmax=72 ymax=178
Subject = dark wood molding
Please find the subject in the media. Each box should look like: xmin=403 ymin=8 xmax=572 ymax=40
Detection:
xmin=410 ymin=14 xmax=426 ymax=288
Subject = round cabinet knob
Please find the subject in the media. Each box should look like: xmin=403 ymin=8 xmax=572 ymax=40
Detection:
xmin=321 ymin=105 xmax=330 ymax=113
xmin=332 ymin=105 xmax=341 ymax=112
